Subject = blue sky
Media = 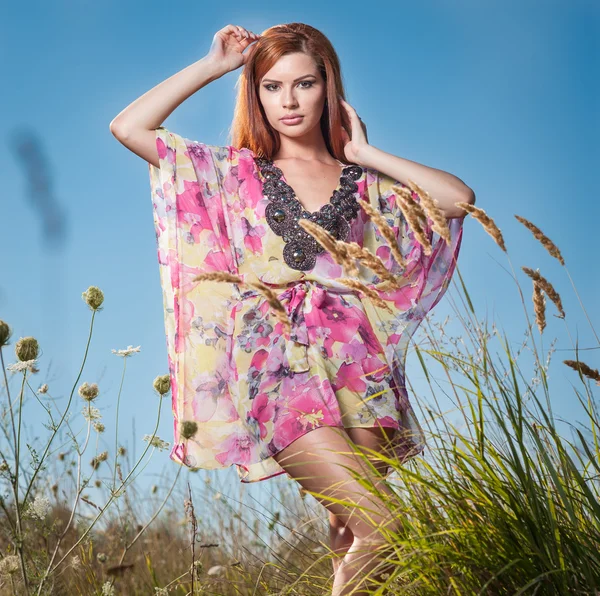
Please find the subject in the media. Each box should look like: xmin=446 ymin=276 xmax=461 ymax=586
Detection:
xmin=1 ymin=0 xmax=598 ymax=505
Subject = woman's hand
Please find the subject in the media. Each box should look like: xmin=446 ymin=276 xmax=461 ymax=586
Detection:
xmin=339 ymin=97 xmax=370 ymax=165
xmin=207 ymin=24 xmax=261 ymax=73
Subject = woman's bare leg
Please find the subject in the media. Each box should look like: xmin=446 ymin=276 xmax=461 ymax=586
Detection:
xmin=329 ymin=510 xmax=354 ymax=575
xmin=327 ymin=427 xmax=398 ymax=577
xmin=272 ymin=425 xmax=402 ymax=596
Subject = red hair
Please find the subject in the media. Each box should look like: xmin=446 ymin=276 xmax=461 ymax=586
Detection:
xmin=229 ymin=23 xmax=353 ymax=164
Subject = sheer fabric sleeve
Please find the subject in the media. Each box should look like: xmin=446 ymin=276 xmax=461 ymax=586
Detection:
xmin=147 ymin=127 xmax=241 ymax=468
xmin=374 ymin=170 xmax=465 ymax=320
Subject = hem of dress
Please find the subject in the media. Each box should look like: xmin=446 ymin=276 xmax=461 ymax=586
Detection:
xmin=236 ymin=421 xmax=425 ymax=484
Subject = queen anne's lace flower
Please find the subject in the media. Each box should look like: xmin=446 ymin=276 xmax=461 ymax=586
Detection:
xmin=143 ymin=435 xmax=170 ymax=451
xmin=78 ymin=382 xmax=100 ymax=402
xmin=7 ymin=359 xmax=39 ymax=373
xmin=111 ymin=345 xmax=141 ymax=357
xmin=27 ymin=494 xmax=51 ymax=520
xmin=82 ymin=405 xmax=102 ymax=422
xmin=101 ymin=580 xmax=115 ymax=595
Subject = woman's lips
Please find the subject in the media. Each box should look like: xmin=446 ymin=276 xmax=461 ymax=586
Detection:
xmin=280 ymin=116 xmax=304 ymax=125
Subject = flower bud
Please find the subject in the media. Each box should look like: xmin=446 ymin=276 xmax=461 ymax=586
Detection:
xmin=0 ymin=320 xmax=11 ymax=347
xmin=153 ymin=374 xmax=171 ymax=396
xmin=181 ymin=420 xmax=198 ymax=440
xmin=15 ymin=337 xmax=39 ymax=361
xmin=78 ymin=382 xmax=100 ymax=402
xmin=82 ymin=286 xmax=104 ymax=311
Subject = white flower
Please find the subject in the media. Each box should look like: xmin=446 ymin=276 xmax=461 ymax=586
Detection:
xmin=7 ymin=359 xmax=38 ymax=373
xmin=27 ymin=494 xmax=51 ymax=520
xmin=38 ymin=383 xmax=49 ymax=394
xmin=143 ymin=434 xmax=170 ymax=451
xmin=93 ymin=421 xmax=105 ymax=433
xmin=71 ymin=554 xmax=82 ymax=570
xmin=111 ymin=345 xmax=141 ymax=357
xmin=207 ymin=565 xmax=225 ymax=576
xmin=101 ymin=580 xmax=115 ymax=595
xmin=82 ymin=405 xmax=102 ymax=422
xmin=0 ymin=555 xmax=20 ymax=577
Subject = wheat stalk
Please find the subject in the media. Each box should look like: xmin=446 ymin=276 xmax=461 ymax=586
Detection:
xmin=405 ymin=180 xmax=452 ymax=247
xmin=391 ymin=185 xmax=433 ymax=255
xmin=358 ymin=200 xmax=406 ymax=268
xmin=521 ymin=267 xmax=565 ymax=319
xmin=337 ymin=278 xmax=394 ymax=313
xmin=296 ymin=219 xmax=359 ymax=275
xmin=514 ymin=215 xmax=565 ymax=265
xmin=532 ymin=281 xmax=547 ymax=334
xmin=193 ymin=272 xmax=292 ymax=332
xmin=455 ymin=202 xmax=506 ymax=252
xmin=563 ymin=359 xmax=600 ymax=385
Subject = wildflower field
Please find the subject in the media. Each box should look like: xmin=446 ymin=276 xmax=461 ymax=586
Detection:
xmin=1 ymin=191 xmax=599 ymax=595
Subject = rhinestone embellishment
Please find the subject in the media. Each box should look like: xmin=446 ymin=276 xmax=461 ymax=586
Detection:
xmin=255 ymin=157 xmax=364 ymax=271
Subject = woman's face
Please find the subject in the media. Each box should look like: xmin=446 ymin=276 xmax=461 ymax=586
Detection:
xmin=258 ymin=52 xmax=327 ymax=140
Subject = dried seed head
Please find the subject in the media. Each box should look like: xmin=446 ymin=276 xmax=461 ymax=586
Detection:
xmin=358 ymin=200 xmax=407 ymax=268
xmin=298 ymin=218 xmax=359 ymax=275
xmin=532 ymin=282 xmax=547 ymax=334
xmin=38 ymin=383 xmax=49 ymax=394
xmin=153 ymin=374 xmax=171 ymax=396
xmin=456 ymin=202 xmax=506 ymax=252
xmin=0 ymin=320 xmax=12 ymax=347
xmin=117 ymin=446 xmax=127 ymax=457
xmin=82 ymin=286 xmax=104 ymax=311
xmin=15 ymin=336 xmax=39 ymax=361
xmin=193 ymin=272 xmax=243 ymax=285
xmin=392 ymin=185 xmax=433 ymax=255
xmin=93 ymin=421 xmax=105 ymax=433
xmin=522 ymin=267 xmax=565 ymax=318
xmin=247 ymin=280 xmax=291 ymax=334
xmin=514 ymin=215 xmax=564 ymax=265
xmin=404 ymin=180 xmax=452 ymax=246
xmin=181 ymin=420 xmax=199 ymax=440
xmin=338 ymin=278 xmax=394 ymax=313
xmin=91 ymin=451 xmax=108 ymax=470
xmin=78 ymin=382 xmax=100 ymax=402
xmin=563 ymin=359 xmax=600 ymax=385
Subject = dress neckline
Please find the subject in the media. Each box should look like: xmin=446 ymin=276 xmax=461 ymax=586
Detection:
xmin=254 ymin=156 xmax=365 ymax=271
xmin=269 ymin=160 xmax=346 ymax=215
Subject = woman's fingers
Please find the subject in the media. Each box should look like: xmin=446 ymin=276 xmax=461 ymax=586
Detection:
xmin=229 ymin=24 xmax=260 ymax=41
xmin=340 ymin=97 xmax=361 ymax=122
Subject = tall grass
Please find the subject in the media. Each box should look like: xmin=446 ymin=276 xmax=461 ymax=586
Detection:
xmin=0 ymin=196 xmax=598 ymax=594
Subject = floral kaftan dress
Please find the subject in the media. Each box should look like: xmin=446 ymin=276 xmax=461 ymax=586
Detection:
xmin=148 ymin=126 xmax=464 ymax=483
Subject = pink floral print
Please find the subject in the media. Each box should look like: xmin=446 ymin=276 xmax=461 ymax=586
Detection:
xmin=148 ymin=127 xmax=464 ymax=482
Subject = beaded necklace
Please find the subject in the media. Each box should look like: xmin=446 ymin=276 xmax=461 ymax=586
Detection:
xmin=255 ymin=157 xmax=364 ymax=271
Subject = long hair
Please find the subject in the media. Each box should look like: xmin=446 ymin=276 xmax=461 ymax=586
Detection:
xmin=229 ymin=23 xmax=353 ymax=164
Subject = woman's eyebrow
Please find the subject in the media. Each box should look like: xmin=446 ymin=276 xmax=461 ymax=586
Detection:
xmin=262 ymin=74 xmax=317 ymax=83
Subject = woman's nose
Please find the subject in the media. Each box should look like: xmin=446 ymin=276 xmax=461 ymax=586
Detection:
xmin=282 ymin=90 xmax=298 ymax=108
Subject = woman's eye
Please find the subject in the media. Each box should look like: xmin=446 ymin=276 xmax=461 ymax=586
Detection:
xmin=263 ymin=81 xmax=314 ymax=91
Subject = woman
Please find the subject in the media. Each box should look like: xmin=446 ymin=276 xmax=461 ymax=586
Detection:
xmin=111 ymin=22 xmax=474 ymax=595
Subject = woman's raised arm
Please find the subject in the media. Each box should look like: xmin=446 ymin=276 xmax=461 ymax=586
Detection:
xmin=110 ymin=24 xmax=260 ymax=168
